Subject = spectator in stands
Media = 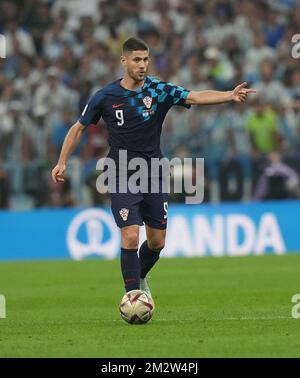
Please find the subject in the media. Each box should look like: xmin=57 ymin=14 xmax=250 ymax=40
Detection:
xmin=246 ymin=100 xmax=281 ymax=154
xmin=52 ymin=107 xmax=86 ymax=158
xmin=2 ymin=101 xmax=35 ymax=163
xmin=245 ymin=32 xmax=276 ymax=82
xmin=253 ymin=59 xmax=291 ymax=107
xmin=0 ymin=0 xmax=298 ymax=208
xmin=253 ymin=152 xmax=300 ymax=200
xmin=33 ymin=67 xmax=78 ymax=125
xmin=0 ymin=169 xmax=9 ymax=209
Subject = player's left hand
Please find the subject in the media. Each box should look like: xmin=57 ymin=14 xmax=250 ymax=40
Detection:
xmin=231 ymin=82 xmax=256 ymax=102
xmin=51 ymin=163 xmax=66 ymax=183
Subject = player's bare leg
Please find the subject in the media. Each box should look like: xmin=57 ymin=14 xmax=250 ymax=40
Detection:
xmin=120 ymin=225 xmax=140 ymax=292
xmin=121 ymin=224 xmax=139 ymax=249
xmin=146 ymin=226 xmax=166 ymax=252
xmin=139 ymin=225 xmax=166 ymax=298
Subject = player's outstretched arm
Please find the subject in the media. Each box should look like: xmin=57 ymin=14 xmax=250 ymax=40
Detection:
xmin=51 ymin=121 xmax=86 ymax=183
xmin=185 ymin=82 xmax=256 ymax=105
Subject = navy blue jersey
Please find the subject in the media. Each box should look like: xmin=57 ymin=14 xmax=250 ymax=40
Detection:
xmin=78 ymin=76 xmax=190 ymax=159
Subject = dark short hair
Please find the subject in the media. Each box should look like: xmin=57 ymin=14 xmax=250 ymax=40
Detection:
xmin=122 ymin=37 xmax=149 ymax=53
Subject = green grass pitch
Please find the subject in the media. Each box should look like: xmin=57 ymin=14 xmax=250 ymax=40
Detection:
xmin=0 ymin=255 xmax=300 ymax=358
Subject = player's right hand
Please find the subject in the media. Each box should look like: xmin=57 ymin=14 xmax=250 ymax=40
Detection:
xmin=51 ymin=164 xmax=66 ymax=183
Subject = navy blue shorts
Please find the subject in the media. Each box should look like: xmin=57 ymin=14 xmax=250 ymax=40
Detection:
xmin=110 ymin=177 xmax=168 ymax=230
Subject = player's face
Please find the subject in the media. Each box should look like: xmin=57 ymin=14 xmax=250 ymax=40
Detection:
xmin=121 ymin=50 xmax=149 ymax=82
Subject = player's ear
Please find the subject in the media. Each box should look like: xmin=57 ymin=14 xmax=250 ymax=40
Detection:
xmin=120 ymin=54 xmax=127 ymax=67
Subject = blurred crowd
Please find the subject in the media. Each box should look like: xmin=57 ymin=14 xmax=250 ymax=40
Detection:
xmin=1 ymin=0 xmax=300 ymax=209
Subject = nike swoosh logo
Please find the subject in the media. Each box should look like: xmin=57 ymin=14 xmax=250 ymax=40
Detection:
xmin=112 ymin=103 xmax=125 ymax=108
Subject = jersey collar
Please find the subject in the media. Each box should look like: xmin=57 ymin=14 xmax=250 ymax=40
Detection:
xmin=118 ymin=76 xmax=151 ymax=94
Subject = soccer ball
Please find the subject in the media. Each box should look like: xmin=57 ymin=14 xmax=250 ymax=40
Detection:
xmin=119 ymin=289 xmax=154 ymax=324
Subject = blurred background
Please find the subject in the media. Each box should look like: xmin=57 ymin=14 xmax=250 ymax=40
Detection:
xmin=2 ymin=2 xmax=300 ymax=355
xmin=1 ymin=0 xmax=300 ymax=210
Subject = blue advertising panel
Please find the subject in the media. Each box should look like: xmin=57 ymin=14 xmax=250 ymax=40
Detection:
xmin=0 ymin=200 xmax=299 ymax=260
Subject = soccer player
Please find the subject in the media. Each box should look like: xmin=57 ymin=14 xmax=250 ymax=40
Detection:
xmin=51 ymin=37 xmax=256 ymax=297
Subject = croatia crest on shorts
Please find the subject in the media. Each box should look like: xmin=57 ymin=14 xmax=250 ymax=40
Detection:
xmin=143 ymin=96 xmax=152 ymax=109
xmin=119 ymin=208 xmax=129 ymax=221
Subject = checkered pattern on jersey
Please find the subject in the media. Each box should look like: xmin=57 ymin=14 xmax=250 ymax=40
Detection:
xmin=133 ymin=77 xmax=189 ymax=121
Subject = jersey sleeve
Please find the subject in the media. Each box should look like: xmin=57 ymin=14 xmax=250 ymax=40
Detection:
xmin=159 ymin=82 xmax=191 ymax=109
xmin=78 ymin=90 xmax=104 ymax=126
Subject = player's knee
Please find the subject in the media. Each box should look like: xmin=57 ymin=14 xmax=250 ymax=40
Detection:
xmin=148 ymin=238 xmax=165 ymax=253
xmin=122 ymin=229 xmax=139 ymax=249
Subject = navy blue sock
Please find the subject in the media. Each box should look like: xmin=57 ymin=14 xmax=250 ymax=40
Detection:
xmin=120 ymin=248 xmax=140 ymax=292
xmin=139 ymin=241 xmax=161 ymax=279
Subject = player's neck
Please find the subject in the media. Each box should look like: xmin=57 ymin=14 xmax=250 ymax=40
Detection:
xmin=120 ymin=76 xmax=144 ymax=91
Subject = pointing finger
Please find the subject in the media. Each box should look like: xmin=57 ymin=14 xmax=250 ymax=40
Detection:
xmin=236 ymin=82 xmax=248 ymax=89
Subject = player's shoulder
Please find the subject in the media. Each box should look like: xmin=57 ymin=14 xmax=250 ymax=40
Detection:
xmin=146 ymin=76 xmax=183 ymax=92
xmin=146 ymin=75 xmax=168 ymax=88
xmin=146 ymin=75 xmax=162 ymax=85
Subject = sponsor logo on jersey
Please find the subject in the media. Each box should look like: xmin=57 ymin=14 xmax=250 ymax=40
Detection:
xmin=112 ymin=103 xmax=125 ymax=109
xmin=143 ymin=96 xmax=152 ymax=109
xmin=142 ymin=109 xmax=155 ymax=117
xmin=119 ymin=208 xmax=129 ymax=221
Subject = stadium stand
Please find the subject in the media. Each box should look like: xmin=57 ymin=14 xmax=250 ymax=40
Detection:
xmin=1 ymin=0 xmax=300 ymax=209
